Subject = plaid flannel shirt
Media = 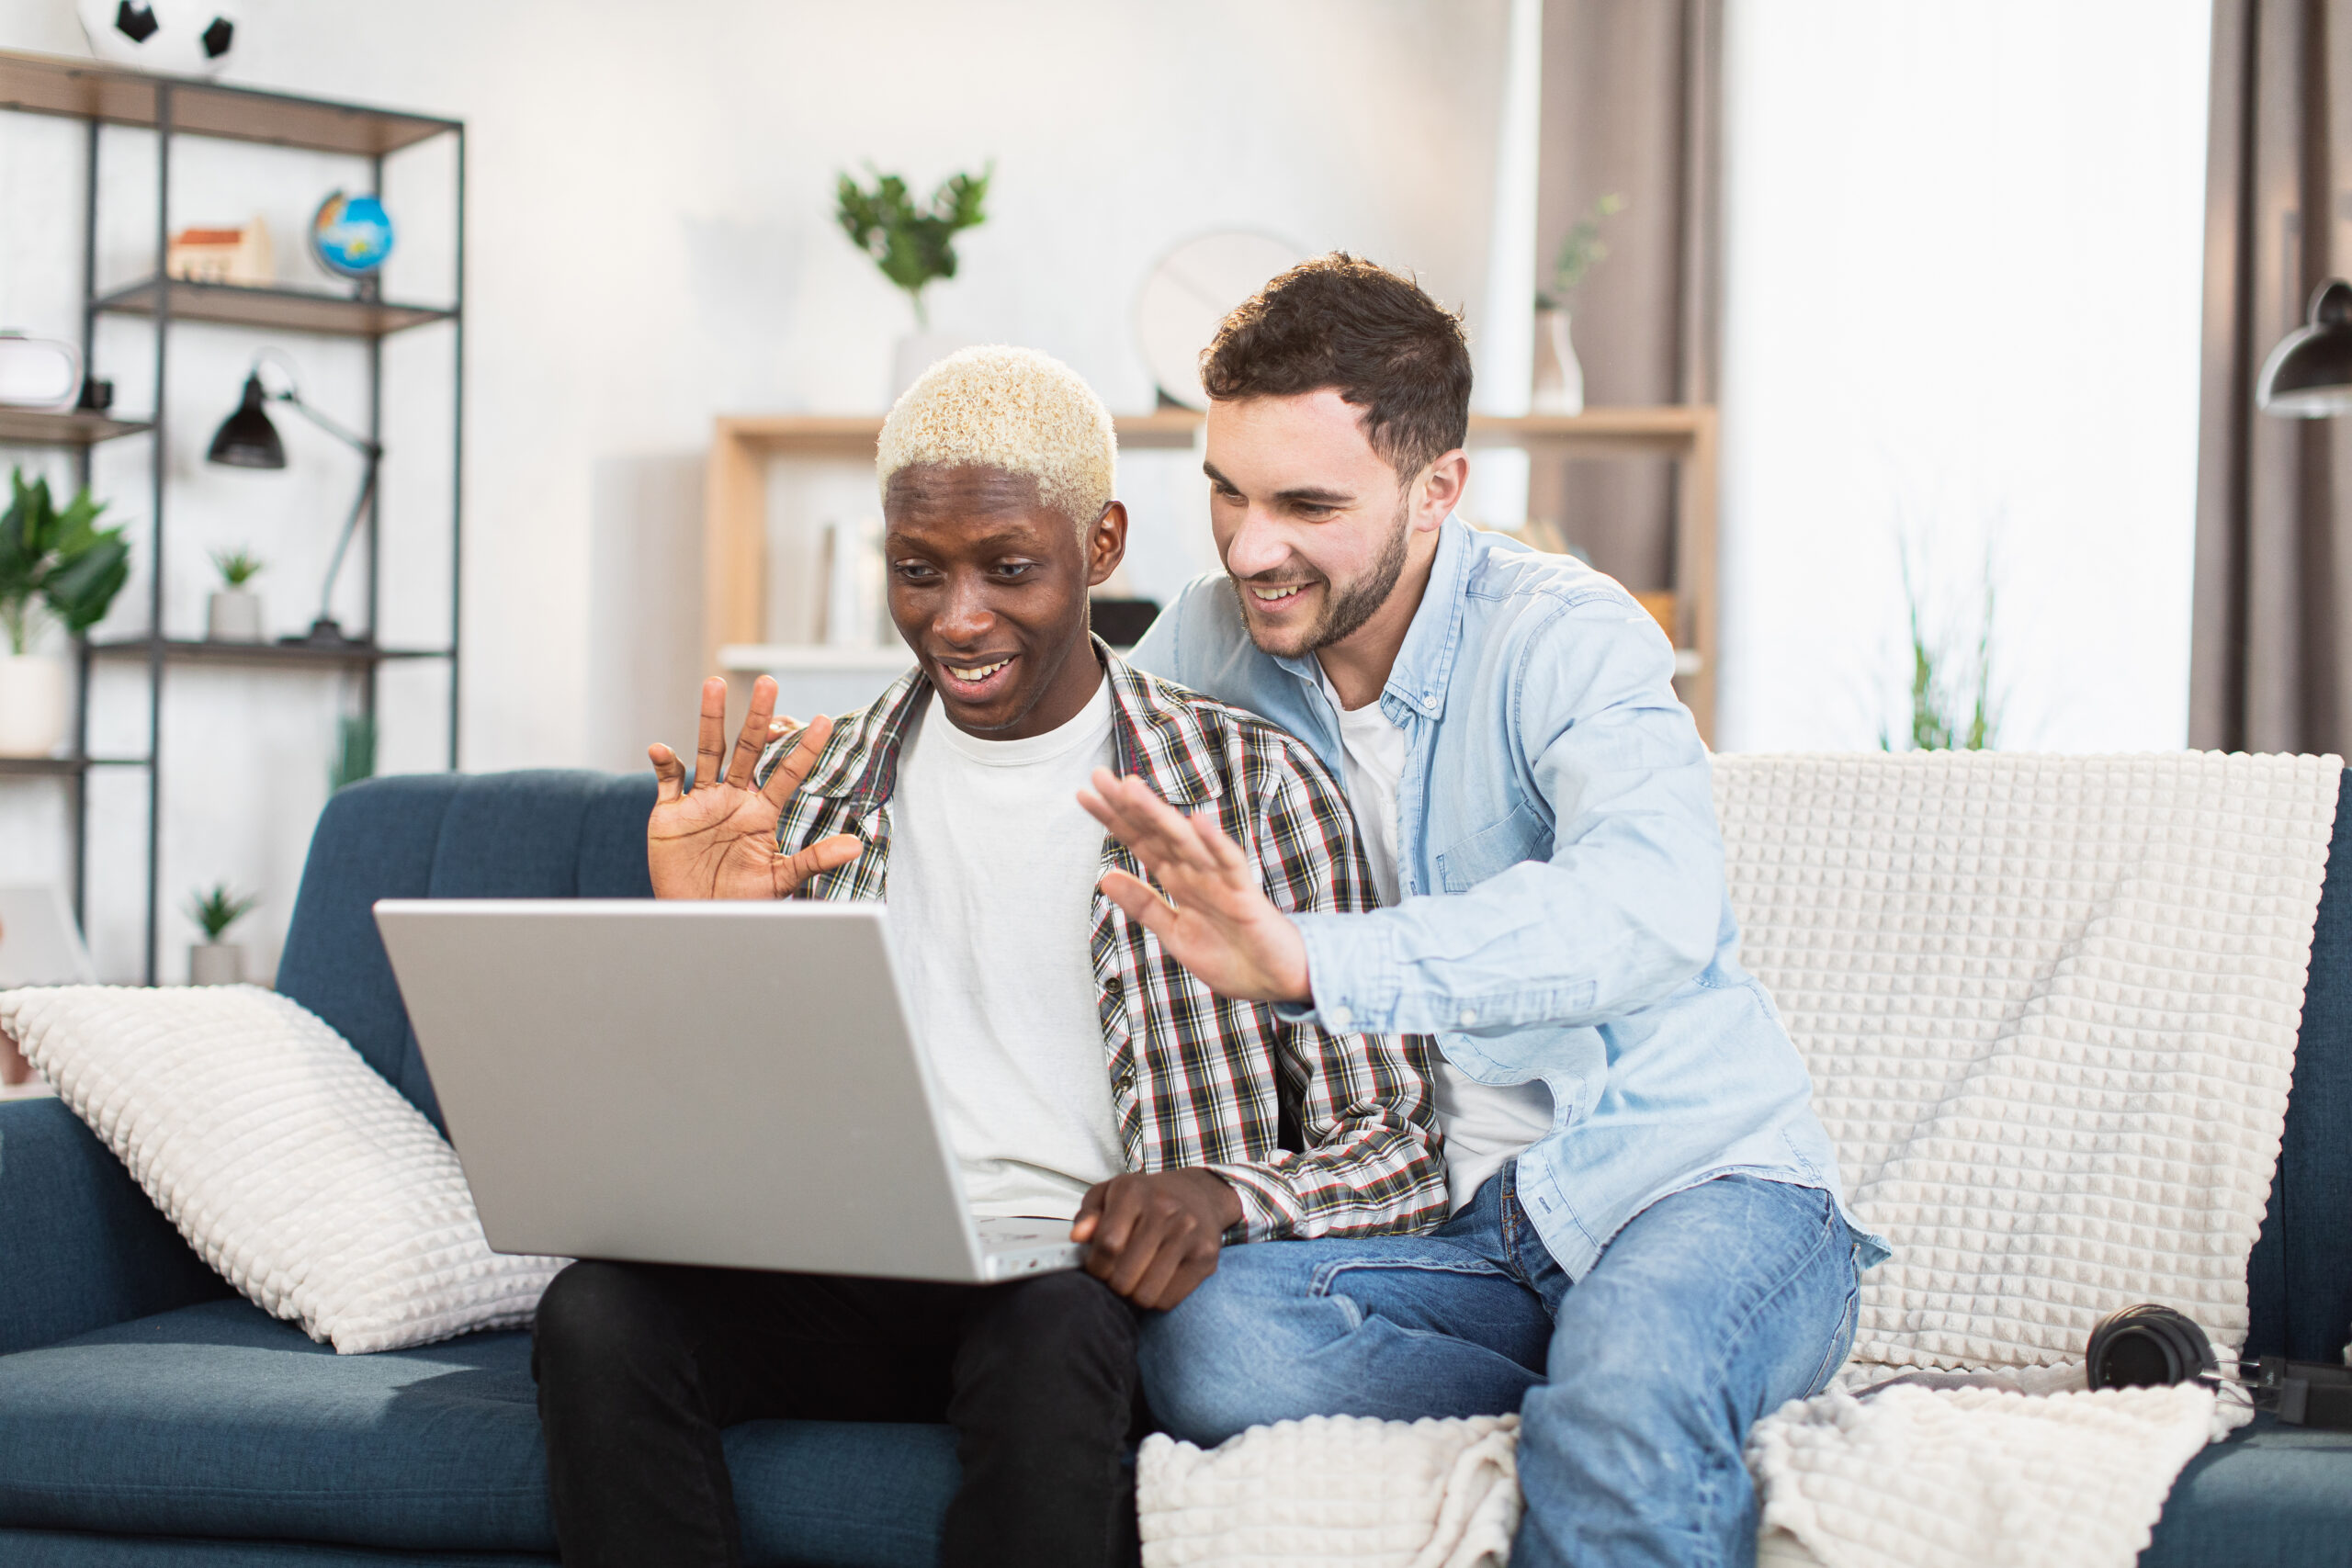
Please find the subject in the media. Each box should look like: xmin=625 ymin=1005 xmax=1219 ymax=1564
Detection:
xmin=753 ymin=643 xmax=1448 ymax=1241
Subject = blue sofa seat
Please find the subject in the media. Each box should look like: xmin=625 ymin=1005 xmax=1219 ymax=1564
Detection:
xmin=0 ymin=1294 xmax=955 ymax=1564
xmin=0 ymin=766 xmax=2346 ymax=1565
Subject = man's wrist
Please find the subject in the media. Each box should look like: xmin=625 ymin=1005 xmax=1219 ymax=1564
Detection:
xmin=1180 ymin=1167 xmax=1245 ymax=1231
xmin=1272 ymin=913 xmax=1313 ymax=1004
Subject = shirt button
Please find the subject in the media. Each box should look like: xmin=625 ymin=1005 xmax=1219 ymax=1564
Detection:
xmin=1422 ymin=695 xmax=1439 ymax=712
xmin=1329 ymin=1008 xmax=1352 ymax=1030
xmin=1459 ymin=1008 xmax=1477 ymax=1026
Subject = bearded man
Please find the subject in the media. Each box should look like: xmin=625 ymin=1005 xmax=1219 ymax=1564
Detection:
xmin=1088 ymin=256 xmax=1888 ymax=1568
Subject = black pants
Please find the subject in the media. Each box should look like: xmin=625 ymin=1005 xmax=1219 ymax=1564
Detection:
xmin=531 ymin=1259 xmax=1144 ymax=1568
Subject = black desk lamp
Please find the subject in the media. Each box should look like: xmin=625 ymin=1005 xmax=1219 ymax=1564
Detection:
xmin=2257 ymin=279 xmax=2352 ymax=416
xmin=206 ymin=358 xmax=382 ymax=648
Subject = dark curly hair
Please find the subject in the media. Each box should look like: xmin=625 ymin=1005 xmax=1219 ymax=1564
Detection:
xmin=1200 ymin=253 xmax=1473 ymax=478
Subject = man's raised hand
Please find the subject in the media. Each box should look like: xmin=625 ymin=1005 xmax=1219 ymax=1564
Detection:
xmin=1078 ymin=768 xmax=1312 ymax=1004
xmin=647 ymin=675 xmax=862 ymax=900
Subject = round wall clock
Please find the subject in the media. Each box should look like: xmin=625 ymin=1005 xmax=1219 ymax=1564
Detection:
xmin=1133 ymin=231 xmax=1304 ymax=410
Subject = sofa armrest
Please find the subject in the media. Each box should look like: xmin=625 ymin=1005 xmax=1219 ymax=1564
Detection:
xmin=0 ymin=1096 xmax=231 ymax=1357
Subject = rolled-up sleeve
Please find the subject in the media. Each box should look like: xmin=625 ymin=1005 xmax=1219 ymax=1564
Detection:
xmin=1288 ymin=595 xmax=1722 ymax=1050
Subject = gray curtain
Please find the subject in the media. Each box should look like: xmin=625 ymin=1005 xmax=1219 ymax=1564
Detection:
xmin=2193 ymin=0 xmax=2352 ymax=753
xmin=1528 ymin=0 xmax=1721 ymax=588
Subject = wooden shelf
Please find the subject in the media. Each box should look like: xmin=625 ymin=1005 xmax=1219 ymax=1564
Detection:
xmin=1469 ymin=407 xmax=1712 ymax=455
xmin=0 ymin=47 xmax=456 ymax=155
xmin=88 ymin=637 xmax=451 ymax=669
xmin=705 ymin=404 xmax=1720 ymax=743
xmin=718 ymin=644 xmax=913 ymax=673
xmin=0 ymin=406 xmax=152 ymax=446
xmin=95 ymin=278 xmax=454 ymax=338
xmin=717 ymin=409 xmax=1206 ymax=460
xmin=0 ymin=753 xmax=148 ymax=776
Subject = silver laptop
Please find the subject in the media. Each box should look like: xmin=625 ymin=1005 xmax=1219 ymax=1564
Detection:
xmin=372 ymin=899 xmax=1084 ymax=1284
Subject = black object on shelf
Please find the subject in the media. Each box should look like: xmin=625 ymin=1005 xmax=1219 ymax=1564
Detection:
xmin=1090 ymin=596 xmax=1161 ymax=649
xmin=208 ymin=359 xmax=384 ymax=649
xmin=0 ymin=46 xmax=467 ymax=983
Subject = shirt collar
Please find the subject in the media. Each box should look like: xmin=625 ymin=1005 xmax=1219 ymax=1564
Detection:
xmin=1272 ymin=512 xmax=1475 ymax=724
xmin=799 ymin=637 xmax=1220 ymax=814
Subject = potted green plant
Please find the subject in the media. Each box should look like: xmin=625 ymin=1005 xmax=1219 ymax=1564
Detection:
xmin=835 ymin=163 xmax=991 ymax=398
xmin=1532 ymin=193 xmax=1625 ymax=416
xmin=187 ymin=884 xmax=259 ymax=986
xmin=207 ymin=547 xmax=265 ymax=642
xmin=0 ymin=468 xmax=128 ymax=757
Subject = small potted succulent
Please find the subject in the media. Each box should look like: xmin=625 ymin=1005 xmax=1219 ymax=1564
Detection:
xmin=187 ymin=884 xmax=259 ymax=986
xmin=0 ymin=468 xmax=128 ymax=757
xmin=207 ymin=547 xmax=265 ymax=641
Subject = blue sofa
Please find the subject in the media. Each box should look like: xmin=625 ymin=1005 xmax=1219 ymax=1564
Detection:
xmin=0 ymin=767 xmax=2346 ymax=1565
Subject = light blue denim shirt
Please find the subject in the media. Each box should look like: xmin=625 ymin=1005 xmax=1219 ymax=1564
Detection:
xmin=1130 ymin=516 xmax=1889 ymax=1280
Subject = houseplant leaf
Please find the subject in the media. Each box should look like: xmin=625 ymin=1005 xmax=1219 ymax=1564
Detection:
xmin=42 ymin=531 xmax=130 ymax=636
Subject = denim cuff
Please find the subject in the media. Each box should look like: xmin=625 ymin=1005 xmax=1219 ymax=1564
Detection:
xmin=1289 ymin=910 xmax=1403 ymax=1037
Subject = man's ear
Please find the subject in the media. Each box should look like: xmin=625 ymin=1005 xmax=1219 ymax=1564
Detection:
xmin=1086 ymin=501 xmax=1130 ymax=588
xmin=1415 ymin=450 xmax=1469 ymax=530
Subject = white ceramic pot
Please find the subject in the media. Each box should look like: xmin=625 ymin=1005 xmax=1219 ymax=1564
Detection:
xmin=1531 ymin=308 xmax=1585 ymax=416
xmin=890 ymin=332 xmax=977 ymax=403
xmin=208 ymin=588 xmax=264 ymax=641
xmin=0 ymin=651 xmax=72 ymax=757
xmin=189 ymin=942 xmax=243 ymax=986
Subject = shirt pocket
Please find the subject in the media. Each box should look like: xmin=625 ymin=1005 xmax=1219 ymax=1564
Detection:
xmin=1433 ymin=799 xmax=1551 ymax=894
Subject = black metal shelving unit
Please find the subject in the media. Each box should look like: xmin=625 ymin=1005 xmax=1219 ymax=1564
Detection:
xmin=0 ymin=48 xmax=464 ymax=983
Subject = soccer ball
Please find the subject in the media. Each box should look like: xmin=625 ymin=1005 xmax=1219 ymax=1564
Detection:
xmin=77 ymin=0 xmax=241 ymax=79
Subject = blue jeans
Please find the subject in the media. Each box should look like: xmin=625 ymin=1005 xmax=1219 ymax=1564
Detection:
xmin=1140 ymin=1171 xmax=1860 ymax=1568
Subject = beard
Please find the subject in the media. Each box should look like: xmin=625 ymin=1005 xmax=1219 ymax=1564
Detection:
xmin=1229 ymin=491 xmax=1412 ymax=658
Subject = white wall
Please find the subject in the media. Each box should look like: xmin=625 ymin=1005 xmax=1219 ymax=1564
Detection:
xmin=1717 ymin=0 xmax=2212 ymax=752
xmin=0 ymin=0 xmax=1510 ymax=981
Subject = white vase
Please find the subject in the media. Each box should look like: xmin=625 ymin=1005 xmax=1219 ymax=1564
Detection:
xmin=0 ymin=650 xmax=72 ymax=758
xmin=1531 ymin=308 xmax=1585 ymax=416
xmin=207 ymin=588 xmax=264 ymax=641
xmin=189 ymin=942 xmax=243 ymax=986
xmin=890 ymin=332 xmax=977 ymax=404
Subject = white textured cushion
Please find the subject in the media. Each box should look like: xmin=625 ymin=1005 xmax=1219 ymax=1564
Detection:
xmin=0 ymin=983 xmax=564 ymax=1353
xmin=1714 ymin=750 xmax=2339 ymax=1370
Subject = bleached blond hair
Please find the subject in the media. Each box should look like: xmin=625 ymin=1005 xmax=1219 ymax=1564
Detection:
xmin=877 ymin=345 xmax=1115 ymax=531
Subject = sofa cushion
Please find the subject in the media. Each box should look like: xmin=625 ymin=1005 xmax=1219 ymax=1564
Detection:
xmin=2 ymin=987 xmax=561 ymax=1355
xmin=2142 ymin=1412 xmax=2352 ymax=1567
xmin=274 ymin=772 xmax=658 ymax=1130
xmin=0 ymin=1529 xmax=551 ymax=1565
xmin=0 ymin=1299 xmax=955 ymax=1566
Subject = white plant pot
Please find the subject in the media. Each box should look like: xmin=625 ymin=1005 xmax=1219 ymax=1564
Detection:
xmin=208 ymin=588 xmax=264 ymax=641
xmin=189 ymin=942 xmax=243 ymax=986
xmin=1531 ymin=308 xmax=1585 ymax=416
xmin=0 ymin=650 xmax=73 ymax=758
xmin=891 ymin=332 xmax=976 ymax=404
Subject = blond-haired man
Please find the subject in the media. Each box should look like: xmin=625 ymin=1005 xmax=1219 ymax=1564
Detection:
xmin=529 ymin=347 xmax=1445 ymax=1568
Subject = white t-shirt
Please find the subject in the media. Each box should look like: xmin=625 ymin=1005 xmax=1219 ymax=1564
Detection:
xmin=884 ymin=680 xmax=1125 ymax=1221
xmin=1315 ymin=659 xmax=1554 ymax=1213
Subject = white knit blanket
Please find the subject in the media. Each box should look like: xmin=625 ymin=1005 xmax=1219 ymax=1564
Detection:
xmin=1139 ymin=751 xmax=2339 ymax=1568
xmin=1720 ymin=751 xmax=2336 ymax=1372
xmin=1723 ymin=750 xmax=2338 ymax=1568
xmin=1139 ymin=1416 xmax=1521 ymax=1568
xmin=1750 ymin=1382 xmax=2223 ymax=1568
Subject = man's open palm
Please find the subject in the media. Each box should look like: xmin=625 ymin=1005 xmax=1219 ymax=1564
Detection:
xmin=648 ymin=676 xmax=862 ymax=900
xmin=1078 ymin=768 xmax=1312 ymax=1004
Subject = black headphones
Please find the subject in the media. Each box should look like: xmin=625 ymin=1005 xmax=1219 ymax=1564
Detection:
xmin=2086 ymin=1303 xmax=2220 ymax=1391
